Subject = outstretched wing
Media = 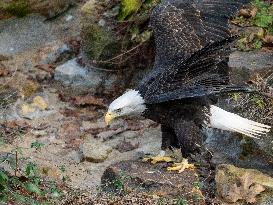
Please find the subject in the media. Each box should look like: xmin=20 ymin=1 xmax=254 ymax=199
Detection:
xmin=138 ymin=0 xmax=250 ymax=103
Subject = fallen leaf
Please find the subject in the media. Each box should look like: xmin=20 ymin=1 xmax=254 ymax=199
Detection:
xmin=32 ymin=96 xmax=48 ymax=110
xmin=250 ymin=7 xmax=258 ymax=18
xmin=225 ymin=173 xmax=265 ymax=204
xmin=73 ymin=95 xmax=106 ymax=107
xmin=239 ymin=8 xmax=251 ymax=18
xmin=35 ymin=64 xmax=55 ymax=74
xmin=263 ymin=35 xmax=273 ymax=44
xmin=21 ymin=103 xmax=36 ymax=115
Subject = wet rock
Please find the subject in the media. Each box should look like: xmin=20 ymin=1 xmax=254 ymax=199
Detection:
xmin=81 ymin=140 xmax=112 ymax=163
xmin=101 ymin=160 xmax=204 ymax=204
xmin=229 ymin=51 xmax=273 ymax=84
xmin=215 ymin=164 xmax=273 ymax=204
xmin=54 ymin=58 xmax=117 ymax=93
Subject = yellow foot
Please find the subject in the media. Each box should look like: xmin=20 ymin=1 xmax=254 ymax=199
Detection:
xmin=167 ymin=158 xmax=195 ymax=173
xmin=143 ymin=155 xmax=173 ymax=164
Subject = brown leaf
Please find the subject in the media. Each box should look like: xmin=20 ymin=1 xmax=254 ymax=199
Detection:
xmin=247 ymin=184 xmax=265 ymax=204
xmin=263 ymin=35 xmax=273 ymax=44
xmin=35 ymin=64 xmax=55 ymax=74
xmin=226 ymin=184 xmax=243 ymax=203
xmin=239 ymin=8 xmax=251 ymax=18
xmin=73 ymin=96 xmax=106 ymax=107
xmin=250 ymin=7 xmax=258 ymax=18
xmin=225 ymin=173 xmax=265 ymax=204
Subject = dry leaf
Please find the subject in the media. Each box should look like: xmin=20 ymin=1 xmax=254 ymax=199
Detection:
xmin=239 ymin=8 xmax=251 ymax=18
xmin=32 ymin=96 xmax=48 ymax=110
xmin=263 ymin=35 xmax=273 ymax=44
xmin=250 ymin=7 xmax=258 ymax=18
xmin=73 ymin=96 xmax=106 ymax=107
xmin=21 ymin=104 xmax=36 ymax=115
xmin=225 ymin=173 xmax=265 ymax=204
xmin=35 ymin=64 xmax=55 ymax=74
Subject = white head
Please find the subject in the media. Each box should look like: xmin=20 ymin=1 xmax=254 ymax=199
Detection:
xmin=105 ymin=89 xmax=146 ymax=125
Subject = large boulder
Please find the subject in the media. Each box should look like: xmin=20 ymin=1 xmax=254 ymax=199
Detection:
xmin=205 ymin=50 xmax=273 ymax=175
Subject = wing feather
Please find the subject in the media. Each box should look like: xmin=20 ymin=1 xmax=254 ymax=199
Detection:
xmin=138 ymin=0 xmax=251 ymax=103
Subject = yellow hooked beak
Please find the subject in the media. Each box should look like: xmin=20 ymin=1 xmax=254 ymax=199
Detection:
xmin=105 ymin=111 xmax=116 ymax=125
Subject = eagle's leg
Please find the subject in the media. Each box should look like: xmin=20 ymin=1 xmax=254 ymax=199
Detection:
xmin=143 ymin=125 xmax=176 ymax=164
xmin=167 ymin=120 xmax=202 ymax=173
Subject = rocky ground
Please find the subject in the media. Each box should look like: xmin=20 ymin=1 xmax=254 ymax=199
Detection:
xmin=1 ymin=1 xmax=273 ymax=205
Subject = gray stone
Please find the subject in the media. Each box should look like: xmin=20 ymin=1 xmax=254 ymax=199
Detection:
xmin=97 ymin=128 xmax=125 ymax=141
xmin=229 ymin=51 xmax=273 ymax=84
xmin=67 ymin=150 xmax=83 ymax=163
xmin=54 ymin=58 xmax=118 ymax=93
xmin=81 ymin=141 xmax=112 ymax=163
xmin=54 ymin=59 xmax=88 ymax=85
xmin=81 ymin=120 xmax=106 ymax=131
xmin=39 ymin=43 xmax=71 ymax=65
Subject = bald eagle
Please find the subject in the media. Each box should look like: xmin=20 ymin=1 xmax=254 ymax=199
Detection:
xmin=105 ymin=0 xmax=271 ymax=170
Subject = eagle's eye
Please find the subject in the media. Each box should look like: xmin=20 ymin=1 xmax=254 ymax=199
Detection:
xmin=115 ymin=108 xmax=122 ymax=113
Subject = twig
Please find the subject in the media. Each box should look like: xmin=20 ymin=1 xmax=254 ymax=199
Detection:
xmin=93 ymin=43 xmax=143 ymax=64
xmin=15 ymin=150 xmax=18 ymax=177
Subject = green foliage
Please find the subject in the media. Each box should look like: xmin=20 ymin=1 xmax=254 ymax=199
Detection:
xmin=253 ymin=38 xmax=263 ymax=49
xmin=157 ymin=197 xmax=167 ymax=205
xmin=175 ymin=198 xmax=188 ymax=205
xmin=235 ymin=0 xmax=273 ymax=50
xmin=31 ymin=141 xmax=45 ymax=151
xmin=253 ymin=0 xmax=273 ymax=28
xmin=118 ymin=0 xmax=142 ymax=21
xmin=0 ymin=143 xmax=62 ymax=204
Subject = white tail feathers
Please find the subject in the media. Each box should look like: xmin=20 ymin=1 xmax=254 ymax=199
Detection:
xmin=208 ymin=105 xmax=271 ymax=139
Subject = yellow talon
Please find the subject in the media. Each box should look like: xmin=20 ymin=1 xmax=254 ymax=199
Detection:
xmin=143 ymin=155 xmax=173 ymax=164
xmin=167 ymin=158 xmax=195 ymax=173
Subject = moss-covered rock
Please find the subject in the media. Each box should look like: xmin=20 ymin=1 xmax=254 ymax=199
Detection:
xmin=0 ymin=0 xmax=73 ymax=19
xmin=81 ymin=23 xmax=115 ymax=61
xmin=0 ymin=0 xmax=30 ymax=18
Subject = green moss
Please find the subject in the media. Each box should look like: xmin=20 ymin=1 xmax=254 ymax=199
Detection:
xmin=117 ymin=0 xmax=142 ymax=21
xmin=0 ymin=0 xmax=30 ymax=18
xmin=82 ymin=24 xmax=115 ymax=60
